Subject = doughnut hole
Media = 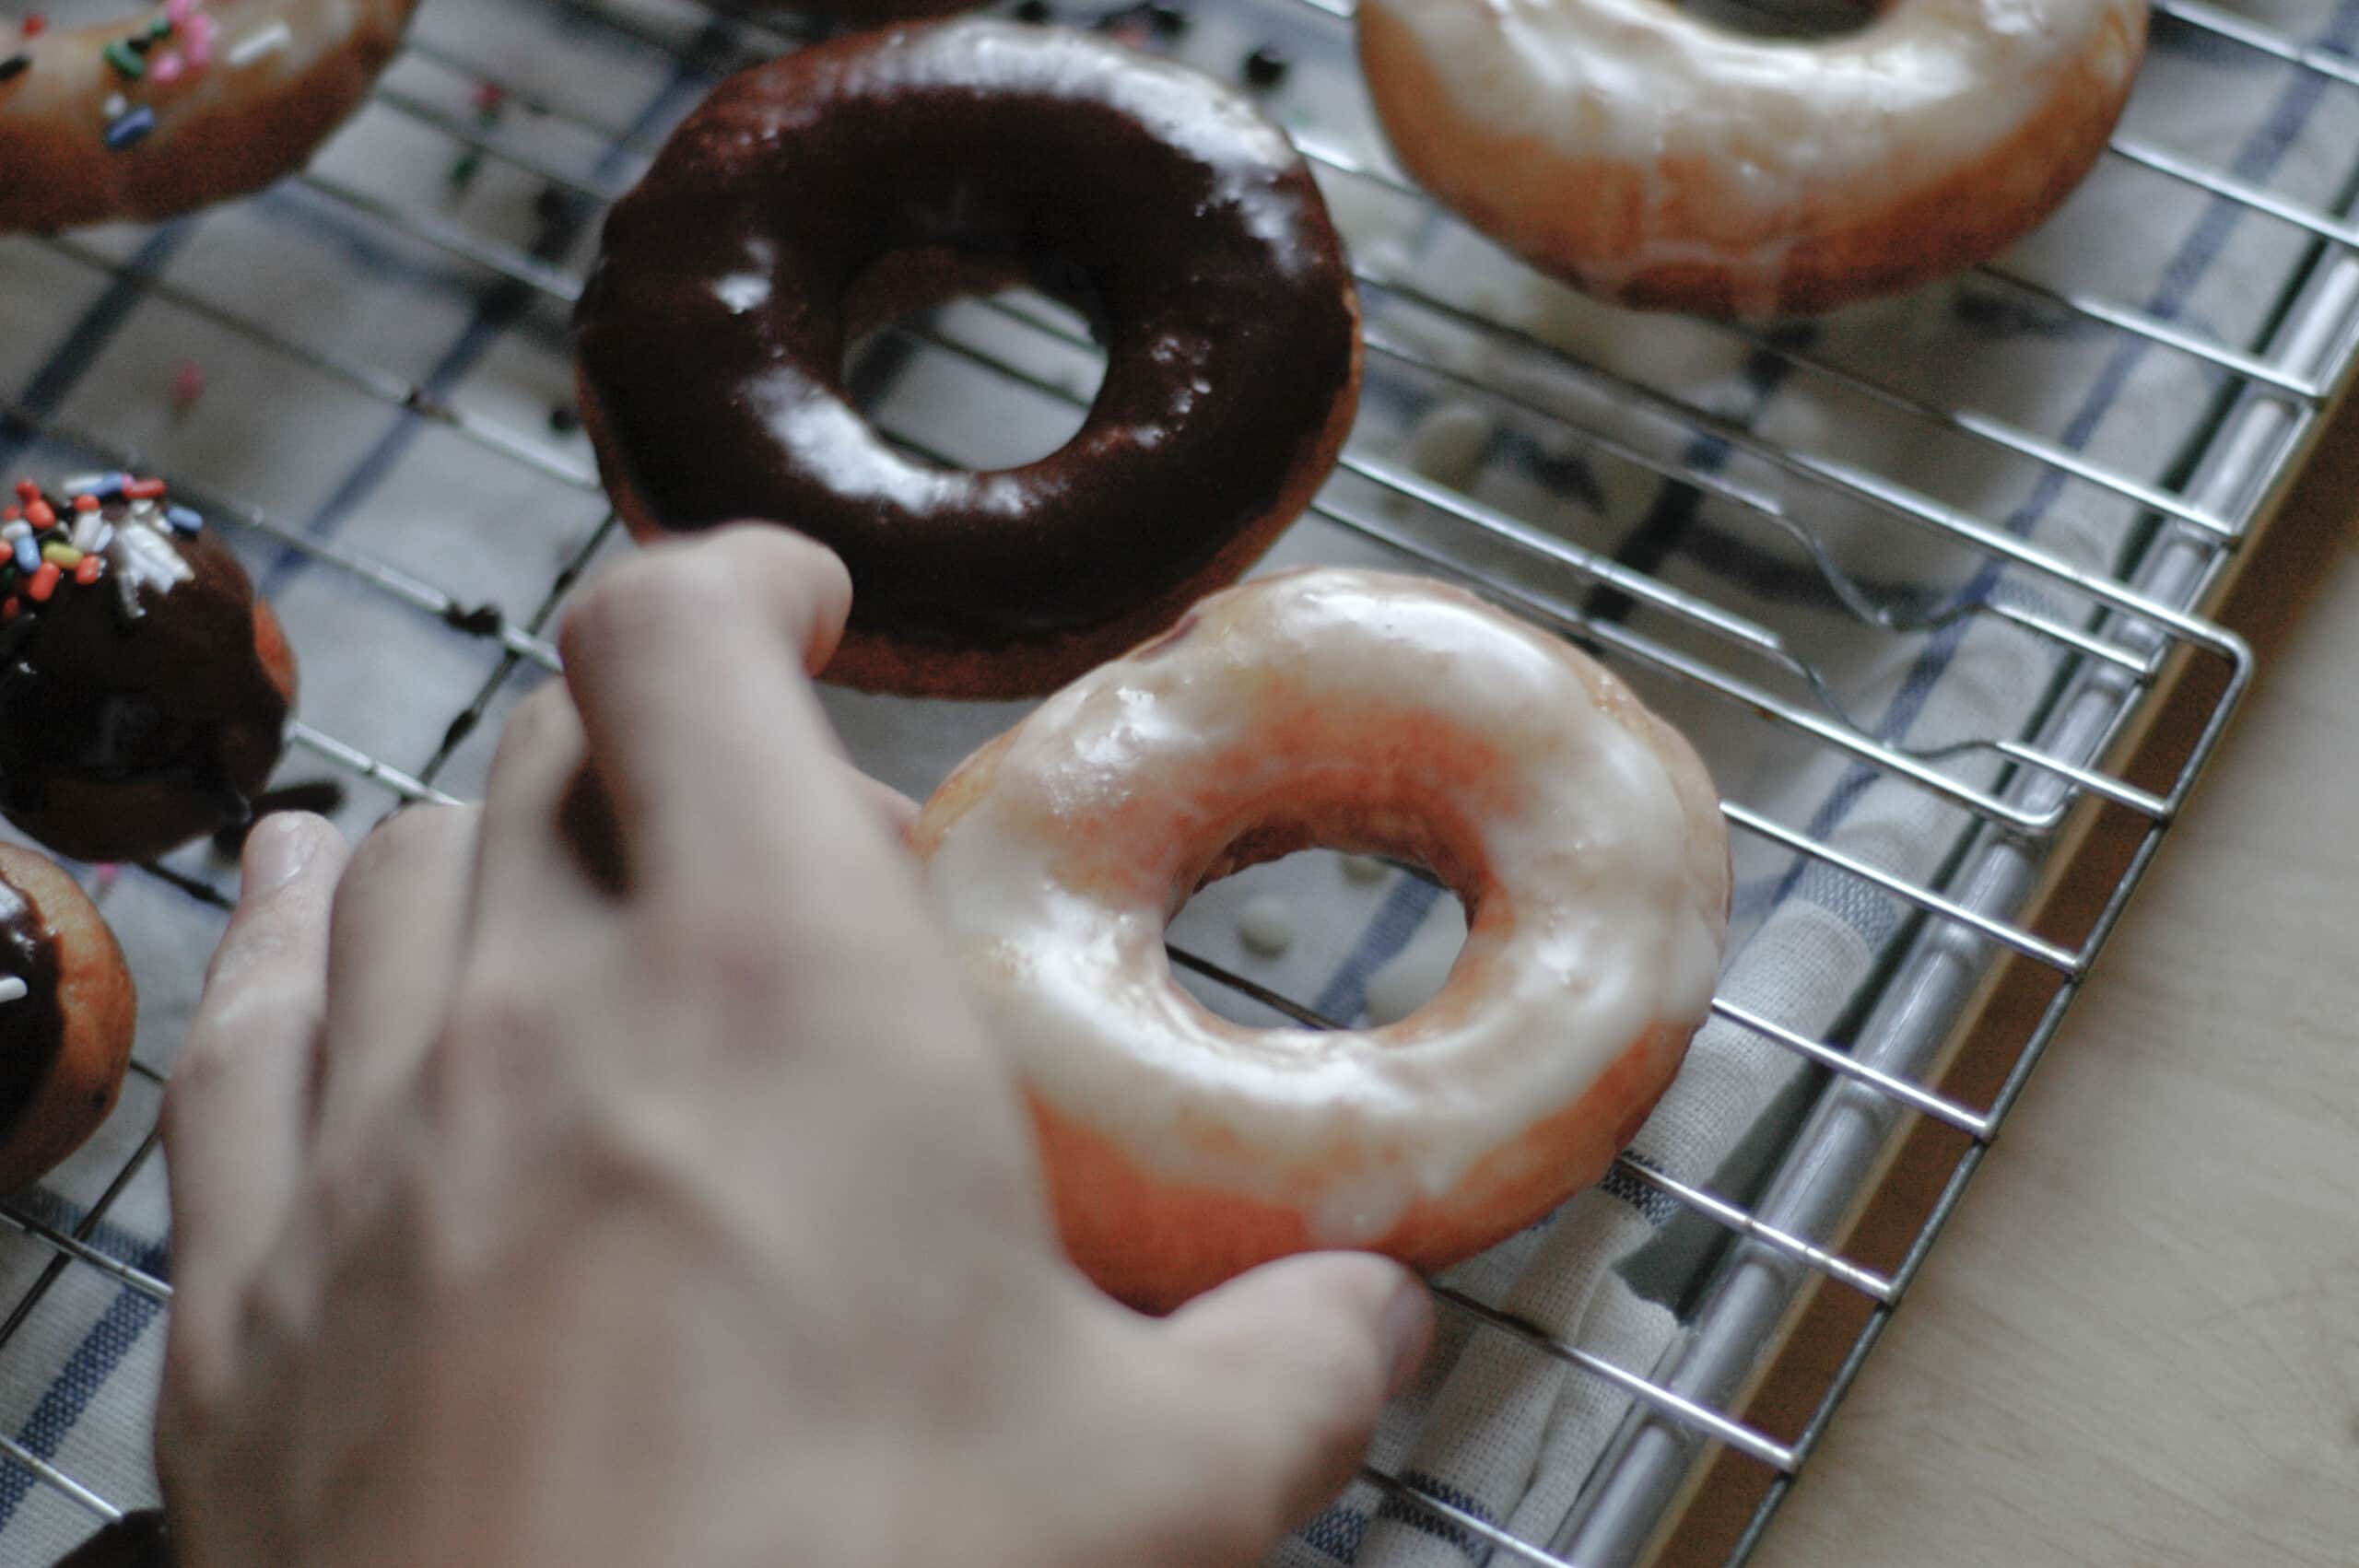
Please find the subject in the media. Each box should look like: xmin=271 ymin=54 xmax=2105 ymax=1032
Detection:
xmin=1678 ymin=0 xmax=1877 ymax=39
xmin=1164 ymin=846 xmax=1472 ymax=1029
xmin=840 ymin=248 xmax=1107 ymax=468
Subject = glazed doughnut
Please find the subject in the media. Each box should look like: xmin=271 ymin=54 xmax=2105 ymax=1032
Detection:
xmin=0 ymin=0 xmax=417 ymax=235
xmin=0 ymin=841 xmax=136 ymax=1195
xmin=1356 ymin=0 xmax=2148 ymax=316
xmin=915 ymin=568 xmax=1731 ymax=1310
xmin=0 ymin=474 xmax=297 ymax=865
xmin=574 ymin=20 xmax=1361 ymax=698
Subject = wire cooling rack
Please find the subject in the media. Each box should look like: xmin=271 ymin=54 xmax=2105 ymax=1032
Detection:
xmin=0 ymin=0 xmax=2353 ymax=1560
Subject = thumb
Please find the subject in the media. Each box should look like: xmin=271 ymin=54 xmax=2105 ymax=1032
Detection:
xmin=1156 ymin=1254 xmax=1433 ymax=1546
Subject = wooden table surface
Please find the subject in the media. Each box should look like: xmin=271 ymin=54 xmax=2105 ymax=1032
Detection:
xmin=1745 ymin=421 xmax=2359 ymax=1566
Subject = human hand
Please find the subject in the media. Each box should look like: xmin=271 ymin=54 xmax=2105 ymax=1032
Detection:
xmin=155 ymin=529 xmax=1432 ymax=1568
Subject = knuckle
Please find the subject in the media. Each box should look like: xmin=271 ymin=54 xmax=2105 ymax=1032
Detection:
xmin=201 ymin=894 xmax=323 ymax=999
xmin=445 ymin=966 xmax=545 ymax=1047
xmin=435 ymin=965 xmax=564 ymax=1083
xmin=170 ymin=994 xmax=315 ymax=1123
xmin=635 ymin=905 xmax=786 ymax=1004
xmin=190 ymin=968 xmax=321 ymax=1047
xmin=334 ymin=804 xmax=474 ymax=920
xmin=698 ymin=523 xmax=847 ymax=602
xmin=349 ymin=800 xmax=471 ymax=875
xmin=478 ymin=688 xmax=584 ymax=806
xmin=160 ymin=1048 xmax=233 ymax=1153
xmin=305 ymin=1143 xmax=384 ymax=1245
xmin=155 ymin=1341 xmax=225 ymax=1451
xmin=229 ymin=1260 xmax=311 ymax=1363
xmin=239 ymin=811 xmax=323 ymax=880
xmin=494 ymin=681 xmax=579 ymax=765
xmin=564 ymin=530 xmax=848 ymax=667
xmin=561 ymin=552 xmax=709 ymax=662
xmin=163 ymin=1028 xmax=235 ymax=1106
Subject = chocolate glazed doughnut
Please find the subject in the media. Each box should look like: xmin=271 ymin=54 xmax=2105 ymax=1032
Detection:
xmin=0 ymin=842 xmax=136 ymax=1195
xmin=0 ymin=476 xmax=295 ymax=864
xmin=573 ymin=20 xmax=1362 ymax=698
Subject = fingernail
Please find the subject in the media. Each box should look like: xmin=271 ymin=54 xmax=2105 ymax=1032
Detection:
xmin=241 ymin=813 xmax=322 ymax=898
xmin=1379 ymin=1276 xmax=1435 ymax=1398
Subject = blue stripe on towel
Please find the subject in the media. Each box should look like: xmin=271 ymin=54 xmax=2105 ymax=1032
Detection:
xmin=1581 ymin=339 xmax=1802 ymax=627
xmin=0 ymin=1235 xmax=169 ymax=1532
xmin=1376 ymin=1470 xmax=1500 ymax=1564
xmin=1312 ymin=874 xmax=1449 ymax=1024
xmin=1300 ymin=1501 xmax=1371 ymax=1563
xmin=1597 ymin=1149 xmax=1684 ymax=1228
xmin=259 ymin=54 xmax=720 ymax=597
xmin=0 ymin=224 xmax=198 ymax=469
xmin=10 ymin=1192 xmax=168 ymax=1287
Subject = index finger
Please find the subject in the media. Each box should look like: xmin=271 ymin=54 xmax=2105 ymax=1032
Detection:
xmin=165 ymin=813 xmax=349 ymax=1375
xmin=556 ymin=527 xmax=894 ymax=900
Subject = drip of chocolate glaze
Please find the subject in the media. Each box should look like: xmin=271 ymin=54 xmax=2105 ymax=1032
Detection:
xmin=209 ymin=778 xmax=350 ymax=856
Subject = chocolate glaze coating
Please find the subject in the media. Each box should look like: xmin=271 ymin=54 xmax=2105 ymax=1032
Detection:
xmin=574 ymin=20 xmax=1357 ymax=652
xmin=0 ymin=491 xmax=292 ymax=864
xmin=0 ymin=872 xmax=65 ymax=1148
xmin=0 ymin=840 xmax=136 ymax=1195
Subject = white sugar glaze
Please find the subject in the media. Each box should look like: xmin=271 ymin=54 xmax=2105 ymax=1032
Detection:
xmin=1358 ymin=0 xmax=2147 ymax=312
xmin=920 ymin=568 xmax=1730 ymax=1248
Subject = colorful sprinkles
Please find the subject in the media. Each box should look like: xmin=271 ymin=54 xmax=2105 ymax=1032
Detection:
xmin=104 ymin=106 xmax=157 ymax=149
xmin=225 ymin=18 xmax=288 ymax=66
xmin=169 ymin=358 xmax=206 ymax=410
xmin=0 ymin=474 xmax=203 ymax=624
xmin=0 ymin=1 xmax=294 ymax=157
xmin=449 ymin=76 xmax=509 ymax=187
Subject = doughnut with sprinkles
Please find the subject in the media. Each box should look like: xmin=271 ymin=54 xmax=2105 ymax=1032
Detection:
xmin=0 ymin=0 xmax=417 ymax=234
xmin=0 ymin=474 xmax=297 ymax=864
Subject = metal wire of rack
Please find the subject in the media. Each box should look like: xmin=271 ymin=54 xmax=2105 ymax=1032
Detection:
xmin=0 ymin=0 xmax=2351 ymax=1560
